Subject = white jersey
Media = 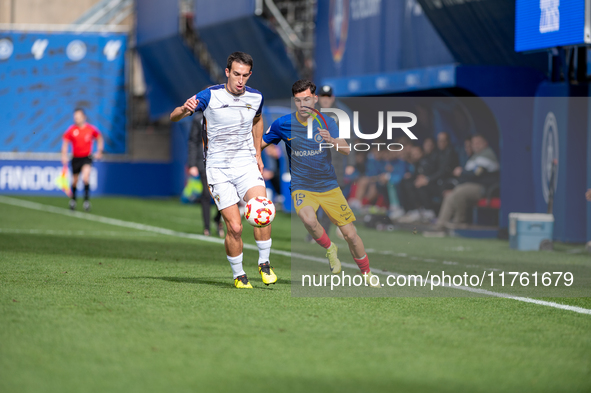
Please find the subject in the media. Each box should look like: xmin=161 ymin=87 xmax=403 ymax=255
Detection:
xmin=192 ymin=84 xmax=264 ymax=168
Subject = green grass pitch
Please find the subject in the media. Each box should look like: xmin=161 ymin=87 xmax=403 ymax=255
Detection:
xmin=1 ymin=196 xmax=590 ymax=393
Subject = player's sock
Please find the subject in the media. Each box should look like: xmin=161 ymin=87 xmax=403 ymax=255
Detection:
xmin=227 ymin=253 xmax=246 ymax=279
xmin=314 ymin=228 xmax=332 ymax=249
xmin=84 ymin=184 xmax=90 ymax=200
xmin=353 ymin=254 xmax=370 ymax=274
xmin=71 ymin=185 xmax=77 ymax=200
xmin=256 ymin=239 xmax=272 ymax=265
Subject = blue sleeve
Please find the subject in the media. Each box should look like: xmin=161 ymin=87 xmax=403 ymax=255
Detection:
xmin=327 ymin=117 xmax=339 ymax=139
xmin=256 ymin=94 xmax=264 ymax=116
xmin=263 ymin=118 xmax=283 ymax=145
xmin=194 ymin=88 xmax=211 ymax=112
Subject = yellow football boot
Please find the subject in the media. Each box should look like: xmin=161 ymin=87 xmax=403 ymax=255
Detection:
xmin=234 ymin=274 xmax=253 ymax=289
xmin=326 ymin=243 xmax=341 ymax=274
xmin=258 ymin=262 xmax=277 ymax=285
xmin=364 ymin=272 xmax=382 ymax=288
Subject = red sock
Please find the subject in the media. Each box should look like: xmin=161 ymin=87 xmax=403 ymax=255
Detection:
xmin=353 ymin=254 xmax=370 ymax=274
xmin=314 ymin=229 xmax=332 ymax=249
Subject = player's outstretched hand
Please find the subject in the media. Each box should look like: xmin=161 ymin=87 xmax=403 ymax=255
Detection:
xmin=318 ymin=127 xmax=333 ymax=143
xmin=256 ymin=154 xmax=264 ymax=175
xmin=189 ymin=166 xmax=199 ymax=177
xmin=182 ymin=97 xmax=198 ymax=114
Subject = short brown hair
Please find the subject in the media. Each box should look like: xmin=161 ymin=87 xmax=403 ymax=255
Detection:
xmin=292 ymin=79 xmax=316 ymax=96
xmin=226 ymin=51 xmax=253 ymax=72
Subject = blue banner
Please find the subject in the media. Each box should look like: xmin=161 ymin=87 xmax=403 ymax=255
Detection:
xmin=0 ymin=160 xmax=175 ymax=197
xmin=0 ymin=31 xmax=127 ymax=154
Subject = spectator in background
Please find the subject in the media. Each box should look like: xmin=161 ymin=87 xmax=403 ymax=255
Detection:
xmin=396 ymin=144 xmax=424 ymax=217
xmin=188 ymin=110 xmax=224 ymax=237
xmin=61 ymin=108 xmax=103 ymax=212
xmin=432 ymin=134 xmax=499 ymax=231
xmin=397 ymin=137 xmax=438 ymax=222
xmin=458 ymin=137 xmax=473 ymax=167
xmin=380 ymin=148 xmax=411 ymax=220
xmin=414 ymin=132 xmax=459 ymax=220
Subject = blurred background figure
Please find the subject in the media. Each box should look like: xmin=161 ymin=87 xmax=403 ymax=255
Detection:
xmin=188 ymin=108 xmax=224 ymax=237
xmin=61 ymin=108 xmax=103 ymax=212
xmin=432 ymin=134 xmax=499 ymax=231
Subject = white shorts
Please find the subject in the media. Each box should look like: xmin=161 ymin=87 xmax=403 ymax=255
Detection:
xmin=206 ymin=162 xmax=266 ymax=210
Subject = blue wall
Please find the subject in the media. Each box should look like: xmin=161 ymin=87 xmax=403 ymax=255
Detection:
xmin=0 ymin=31 xmax=127 ymax=154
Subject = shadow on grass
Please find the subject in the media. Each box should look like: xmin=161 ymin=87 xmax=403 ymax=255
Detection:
xmin=125 ymin=276 xmax=290 ymax=289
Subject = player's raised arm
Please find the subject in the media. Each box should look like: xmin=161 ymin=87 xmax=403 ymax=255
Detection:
xmin=252 ymin=114 xmax=264 ymax=173
xmin=170 ymin=97 xmax=198 ymax=122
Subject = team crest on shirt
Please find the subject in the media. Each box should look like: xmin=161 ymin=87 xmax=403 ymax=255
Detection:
xmin=246 ymin=104 xmax=252 ymax=110
xmin=314 ymin=133 xmax=324 ymax=143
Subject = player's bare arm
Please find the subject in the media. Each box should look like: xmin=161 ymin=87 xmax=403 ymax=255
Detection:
xmin=95 ymin=135 xmax=104 ymax=160
xmin=252 ymin=114 xmax=265 ymax=174
xmin=170 ymin=97 xmax=198 ymax=122
xmin=318 ymin=127 xmax=350 ymax=155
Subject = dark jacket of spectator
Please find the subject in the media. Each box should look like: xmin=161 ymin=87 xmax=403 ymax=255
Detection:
xmin=428 ymin=146 xmax=458 ymax=186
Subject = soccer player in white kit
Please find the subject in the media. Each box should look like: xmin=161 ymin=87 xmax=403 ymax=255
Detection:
xmin=170 ymin=52 xmax=276 ymax=288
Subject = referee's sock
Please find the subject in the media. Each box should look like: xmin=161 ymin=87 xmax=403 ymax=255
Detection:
xmin=71 ymin=186 xmax=77 ymax=200
xmin=84 ymin=184 xmax=90 ymax=200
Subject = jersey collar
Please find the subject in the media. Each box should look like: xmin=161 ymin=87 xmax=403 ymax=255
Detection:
xmin=224 ymin=84 xmax=246 ymax=97
xmin=295 ymin=112 xmax=308 ymax=126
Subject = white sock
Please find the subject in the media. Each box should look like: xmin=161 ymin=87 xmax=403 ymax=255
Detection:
xmin=256 ymin=239 xmax=272 ymax=265
xmin=227 ymin=253 xmax=245 ymax=278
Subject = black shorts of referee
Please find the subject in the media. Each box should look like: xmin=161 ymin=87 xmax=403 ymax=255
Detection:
xmin=71 ymin=155 xmax=93 ymax=175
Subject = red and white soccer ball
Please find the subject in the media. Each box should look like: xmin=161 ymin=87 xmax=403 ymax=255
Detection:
xmin=244 ymin=196 xmax=276 ymax=227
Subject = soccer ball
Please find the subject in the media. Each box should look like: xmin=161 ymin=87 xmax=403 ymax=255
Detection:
xmin=244 ymin=196 xmax=276 ymax=227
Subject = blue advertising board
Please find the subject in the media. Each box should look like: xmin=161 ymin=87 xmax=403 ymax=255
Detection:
xmin=0 ymin=160 xmax=175 ymax=197
xmin=0 ymin=31 xmax=127 ymax=154
xmin=515 ymin=0 xmax=590 ymax=52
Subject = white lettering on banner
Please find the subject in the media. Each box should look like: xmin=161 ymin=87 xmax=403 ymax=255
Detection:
xmin=539 ymin=0 xmax=560 ymax=33
xmin=31 ymin=39 xmax=49 ymax=60
xmin=350 ymin=0 xmax=381 ymax=20
xmin=0 ymin=166 xmax=97 ymax=192
xmin=104 ymin=40 xmax=122 ymax=61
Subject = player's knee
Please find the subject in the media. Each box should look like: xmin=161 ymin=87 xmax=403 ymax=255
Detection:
xmin=226 ymin=222 xmax=243 ymax=238
xmin=341 ymin=226 xmax=358 ymax=245
xmin=299 ymin=213 xmax=317 ymax=230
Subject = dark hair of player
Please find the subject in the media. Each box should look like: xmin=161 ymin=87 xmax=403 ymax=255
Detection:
xmin=292 ymin=79 xmax=316 ymax=96
xmin=226 ymin=52 xmax=253 ymax=72
xmin=73 ymin=107 xmax=86 ymax=115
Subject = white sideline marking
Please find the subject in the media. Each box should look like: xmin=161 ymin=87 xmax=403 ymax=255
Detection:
xmin=0 ymin=228 xmax=158 ymax=237
xmin=1 ymin=195 xmax=590 ymax=316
